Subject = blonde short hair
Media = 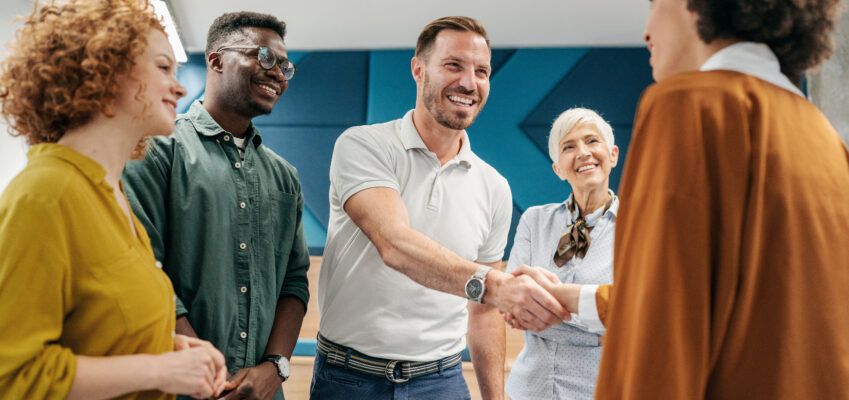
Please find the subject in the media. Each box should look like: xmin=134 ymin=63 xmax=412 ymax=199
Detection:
xmin=547 ymin=107 xmax=614 ymax=162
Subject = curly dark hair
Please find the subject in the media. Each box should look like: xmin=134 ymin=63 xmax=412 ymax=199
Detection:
xmin=0 ymin=0 xmax=162 ymax=145
xmin=687 ymin=0 xmax=843 ymax=80
xmin=206 ymin=12 xmax=287 ymax=55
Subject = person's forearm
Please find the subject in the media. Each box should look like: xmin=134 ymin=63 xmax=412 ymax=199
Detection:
xmin=467 ymin=304 xmax=506 ymax=400
xmin=264 ymin=295 xmax=306 ymax=358
xmin=552 ymin=283 xmax=581 ymax=312
xmin=67 ymin=355 xmax=157 ymax=400
xmin=175 ymin=315 xmax=198 ymax=338
xmin=375 ymin=225 xmax=486 ymax=297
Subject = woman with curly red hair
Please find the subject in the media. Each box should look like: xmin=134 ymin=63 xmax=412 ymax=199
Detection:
xmin=0 ymin=1 xmax=227 ymax=399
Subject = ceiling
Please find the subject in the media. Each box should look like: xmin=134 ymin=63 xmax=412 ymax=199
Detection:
xmin=168 ymin=0 xmax=650 ymax=52
xmin=3 ymin=1 xmax=650 ymax=53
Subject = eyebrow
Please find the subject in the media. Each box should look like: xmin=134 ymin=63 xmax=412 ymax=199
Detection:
xmin=561 ymin=132 xmax=601 ymax=143
xmin=157 ymin=52 xmax=177 ymax=63
xmin=442 ymin=56 xmax=491 ymax=70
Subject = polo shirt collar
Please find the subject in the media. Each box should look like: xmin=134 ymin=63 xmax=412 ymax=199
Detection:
xmin=401 ymin=109 xmax=474 ymax=169
xmin=29 ymin=143 xmax=107 ymax=185
xmin=186 ymin=100 xmax=263 ymax=147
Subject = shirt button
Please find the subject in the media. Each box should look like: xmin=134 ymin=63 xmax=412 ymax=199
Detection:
xmin=234 ymin=162 xmax=242 ymax=169
xmin=239 ymin=242 xmax=247 ymax=250
xmin=240 ymin=286 xmax=248 ymax=293
xmin=154 ymin=261 xmax=163 ymax=269
xmin=239 ymin=331 xmax=247 ymax=339
xmin=239 ymin=201 xmax=247 ymax=209
xmin=223 ymin=135 xmax=231 ymax=141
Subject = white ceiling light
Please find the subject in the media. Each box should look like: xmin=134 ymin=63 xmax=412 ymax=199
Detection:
xmin=152 ymin=0 xmax=187 ymax=62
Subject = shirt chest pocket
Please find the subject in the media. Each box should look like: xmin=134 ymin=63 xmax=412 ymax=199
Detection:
xmin=268 ymin=191 xmax=298 ymax=257
xmin=88 ymin=251 xmax=175 ymax=335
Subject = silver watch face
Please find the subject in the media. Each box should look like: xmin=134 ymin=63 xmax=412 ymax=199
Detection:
xmin=466 ymin=278 xmax=484 ymax=299
xmin=277 ymin=358 xmax=290 ymax=379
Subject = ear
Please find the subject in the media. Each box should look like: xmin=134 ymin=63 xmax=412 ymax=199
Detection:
xmin=411 ymin=56 xmax=424 ymax=85
xmin=552 ymin=162 xmax=566 ymax=181
xmin=610 ymin=145 xmax=620 ymax=168
xmin=208 ymin=52 xmax=224 ymax=73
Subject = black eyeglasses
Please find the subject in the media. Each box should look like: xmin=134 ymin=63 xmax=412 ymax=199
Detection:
xmin=216 ymin=46 xmax=296 ymax=81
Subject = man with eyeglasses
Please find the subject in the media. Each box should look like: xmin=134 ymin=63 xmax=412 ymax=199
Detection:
xmin=123 ymin=11 xmax=308 ymax=400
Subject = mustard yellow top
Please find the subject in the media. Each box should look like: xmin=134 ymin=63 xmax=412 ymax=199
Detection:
xmin=0 ymin=144 xmax=176 ymax=400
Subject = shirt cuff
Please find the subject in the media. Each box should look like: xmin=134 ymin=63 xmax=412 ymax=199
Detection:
xmin=578 ymin=284 xmax=606 ymax=334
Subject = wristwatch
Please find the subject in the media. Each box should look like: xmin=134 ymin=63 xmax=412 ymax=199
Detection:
xmin=464 ymin=265 xmax=492 ymax=304
xmin=260 ymin=354 xmax=290 ymax=381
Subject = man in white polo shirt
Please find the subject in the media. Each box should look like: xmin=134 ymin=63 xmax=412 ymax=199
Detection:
xmin=311 ymin=16 xmax=569 ymax=399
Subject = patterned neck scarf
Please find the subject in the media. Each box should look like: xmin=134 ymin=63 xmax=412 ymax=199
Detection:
xmin=554 ymin=192 xmax=612 ymax=267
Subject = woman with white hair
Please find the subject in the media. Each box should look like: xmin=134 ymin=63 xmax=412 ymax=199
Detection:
xmin=504 ymin=107 xmax=619 ymax=400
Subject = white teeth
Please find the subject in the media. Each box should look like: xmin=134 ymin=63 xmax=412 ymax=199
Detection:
xmin=448 ymin=95 xmax=473 ymax=106
xmin=258 ymin=84 xmax=276 ymax=95
xmin=577 ymin=165 xmax=596 ymax=172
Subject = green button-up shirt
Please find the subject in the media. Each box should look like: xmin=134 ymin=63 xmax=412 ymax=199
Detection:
xmin=123 ymin=100 xmax=310 ymax=376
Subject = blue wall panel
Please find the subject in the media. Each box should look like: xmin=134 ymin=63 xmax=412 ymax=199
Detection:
xmin=175 ymin=47 xmax=653 ymax=254
xmin=255 ymin=51 xmax=369 ymax=126
xmin=367 ymin=50 xmax=416 ymax=124
xmin=521 ymin=48 xmax=653 ymax=196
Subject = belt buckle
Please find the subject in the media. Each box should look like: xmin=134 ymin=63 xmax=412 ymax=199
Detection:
xmin=384 ymin=360 xmax=410 ymax=383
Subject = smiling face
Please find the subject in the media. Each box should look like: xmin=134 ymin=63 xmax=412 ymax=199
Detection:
xmin=216 ymin=27 xmax=288 ymax=118
xmin=413 ymin=29 xmax=491 ymax=131
xmin=644 ymin=0 xmax=702 ymax=81
xmin=114 ymin=28 xmax=186 ymax=137
xmin=553 ymin=124 xmax=619 ymax=192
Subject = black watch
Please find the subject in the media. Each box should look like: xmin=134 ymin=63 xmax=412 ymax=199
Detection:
xmin=260 ymin=354 xmax=290 ymax=381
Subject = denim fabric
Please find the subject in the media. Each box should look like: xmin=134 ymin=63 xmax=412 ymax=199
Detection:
xmin=309 ymin=354 xmax=471 ymax=400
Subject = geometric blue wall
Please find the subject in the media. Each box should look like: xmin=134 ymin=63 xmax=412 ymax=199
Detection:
xmin=176 ymin=47 xmax=654 ymax=255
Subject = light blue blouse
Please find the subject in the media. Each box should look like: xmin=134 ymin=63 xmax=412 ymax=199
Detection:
xmin=505 ymin=193 xmax=618 ymax=400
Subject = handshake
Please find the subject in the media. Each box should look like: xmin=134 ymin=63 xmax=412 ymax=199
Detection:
xmin=483 ymin=265 xmax=583 ymax=332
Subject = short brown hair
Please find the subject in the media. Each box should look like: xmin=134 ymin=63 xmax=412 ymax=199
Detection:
xmin=0 ymin=0 xmax=163 ymax=144
xmin=415 ymin=16 xmax=490 ymax=60
xmin=687 ymin=0 xmax=843 ymax=81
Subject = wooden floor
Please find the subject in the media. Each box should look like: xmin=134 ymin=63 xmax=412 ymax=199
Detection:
xmin=281 ymin=257 xmax=525 ymax=399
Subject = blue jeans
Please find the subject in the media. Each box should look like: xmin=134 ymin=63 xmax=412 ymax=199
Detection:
xmin=309 ymin=353 xmax=472 ymax=400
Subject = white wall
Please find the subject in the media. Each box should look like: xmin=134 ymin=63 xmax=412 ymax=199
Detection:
xmin=809 ymin=9 xmax=849 ymax=147
xmin=0 ymin=0 xmax=32 ymax=193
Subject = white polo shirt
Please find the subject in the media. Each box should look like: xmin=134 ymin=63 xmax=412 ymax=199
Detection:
xmin=318 ymin=110 xmax=513 ymax=361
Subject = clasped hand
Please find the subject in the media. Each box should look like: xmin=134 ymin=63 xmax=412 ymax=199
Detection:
xmin=498 ymin=265 xmax=580 ymax=332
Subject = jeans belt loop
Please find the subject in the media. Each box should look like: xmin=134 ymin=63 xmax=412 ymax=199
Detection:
xmin=343 ymin=348 xmax=353 ymax=369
